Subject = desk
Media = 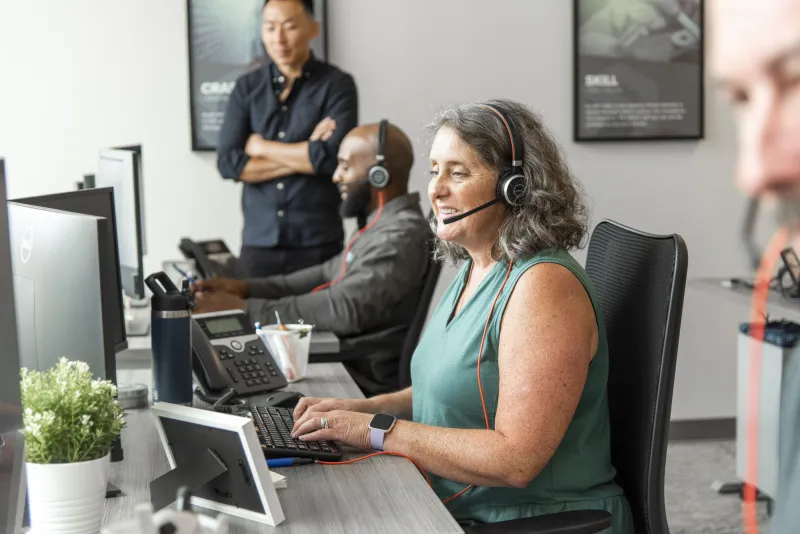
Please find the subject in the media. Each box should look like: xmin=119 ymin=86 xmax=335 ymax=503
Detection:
xmin=690 ymin=277 xmax=800 ymax=321
xmin=106 ymin=360 xmax=463 ymax=534
xmin=122 ymin=331 xmax=340 ymax=359
xmin=121 ymin=303 xmax=340 ymax=357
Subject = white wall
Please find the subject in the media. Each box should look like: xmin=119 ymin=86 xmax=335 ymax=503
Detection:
xmin=0 ymin=0 xmax=244 ymax=275
xmin=0 ymin=0 xmax=757 ymax=420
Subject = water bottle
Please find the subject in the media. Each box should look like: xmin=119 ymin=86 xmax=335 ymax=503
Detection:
xmin=145 ymin=272 xmax=193 ymax=406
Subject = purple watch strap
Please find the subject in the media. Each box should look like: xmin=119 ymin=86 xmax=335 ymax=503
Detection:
xmin=370 ymin=427 xmax=385 ymax=451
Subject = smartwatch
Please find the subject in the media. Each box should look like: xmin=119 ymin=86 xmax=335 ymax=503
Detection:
xmin=369 ymin=413 xmax=397 ymax=451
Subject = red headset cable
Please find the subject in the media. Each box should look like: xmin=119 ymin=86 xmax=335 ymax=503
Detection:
xmin=744 ymin=227 xmax=788 ymax=534
xmin=311 ymin=191 xmax=385 ymax=293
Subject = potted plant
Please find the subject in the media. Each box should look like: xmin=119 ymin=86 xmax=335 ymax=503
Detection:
xmin=21 ymin=358 xmax=125 ymax=534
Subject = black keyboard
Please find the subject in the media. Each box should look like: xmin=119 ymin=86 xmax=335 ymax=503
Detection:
xmin=243 ymin=405 xmax=343 ymax=461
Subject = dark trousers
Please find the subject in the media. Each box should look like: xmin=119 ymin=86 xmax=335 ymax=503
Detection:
xmin=237 ymin=242 xmax=342 ymax=278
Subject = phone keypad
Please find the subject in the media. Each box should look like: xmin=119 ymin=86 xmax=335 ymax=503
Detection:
xmin=213 ymin=336 xmax=286 ymax=393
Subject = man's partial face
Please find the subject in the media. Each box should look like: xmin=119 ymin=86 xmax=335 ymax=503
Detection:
xmin=333 ymin=135 xmax=374 ymax=218
xmin=262 ymin=0 xmax=318 ymax=70
xmin=711 ymin=0 xmax=800 ymax=205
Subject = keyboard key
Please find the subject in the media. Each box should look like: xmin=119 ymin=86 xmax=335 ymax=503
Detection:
xmin=235 ymin=361 xmax=244 ymax=367
xmin=246 ymin=379 xmax=255 ymax=386
xmin=258 ymin=349 xmax=265 ymax=354
xmin=248 ymin=358 xmax=256 ymax=364
xmin=257 ymin=371 xmax=266 ymax=377
xmin=298 ymin=443 xmax=308 ymax=450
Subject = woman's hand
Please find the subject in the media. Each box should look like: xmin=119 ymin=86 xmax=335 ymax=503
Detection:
xmin=292 ymin=397 xmax=374 ymax=422
xmin=290 ymin=410 xmax=373 ymax=450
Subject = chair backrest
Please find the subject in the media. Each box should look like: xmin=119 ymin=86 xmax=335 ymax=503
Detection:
xmin=398 ymin=226 xmax=442 ymax=389
xmin=584 ymin=220 xmax=688 ymax=534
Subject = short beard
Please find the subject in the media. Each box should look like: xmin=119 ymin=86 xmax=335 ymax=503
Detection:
xmin=339 ymin=181 xmax=372 ymax=219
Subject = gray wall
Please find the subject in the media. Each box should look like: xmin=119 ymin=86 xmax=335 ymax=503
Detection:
xmin=326 ymin=0 xmax=751 ymax=420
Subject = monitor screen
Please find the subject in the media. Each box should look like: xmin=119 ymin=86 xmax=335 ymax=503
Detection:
xmin=0 ymin=159 xmax=26 ymax=534
xmin=11 ymin=189 xmax=127 ymax=353
xmin=96 ymin=148 xmax=145 ymax=300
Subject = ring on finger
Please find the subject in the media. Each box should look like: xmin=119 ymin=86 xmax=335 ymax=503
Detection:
xmin=320 ymin=416 xmax=329 ymax=430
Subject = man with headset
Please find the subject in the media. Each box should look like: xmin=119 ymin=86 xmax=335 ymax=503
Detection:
xmin=711 ymin=0 xmax=800 ymax=531
xmin=195 ymin=121 xmax=431 ymax=396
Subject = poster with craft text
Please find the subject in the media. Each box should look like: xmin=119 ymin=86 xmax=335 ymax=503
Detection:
xmin=574 ymin=0 xmax=704 ymax=141
xmin=187 ymin=0 xmax=327 ymax=151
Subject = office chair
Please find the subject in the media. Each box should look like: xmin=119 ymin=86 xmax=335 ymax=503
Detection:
xmin=398 ymin=226 xmax=442 ymax=389
xmin=465 ymin=220 xmax=687 ymax=534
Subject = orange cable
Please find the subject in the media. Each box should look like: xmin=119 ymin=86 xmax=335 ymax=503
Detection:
xmin=744 ymin=227 xmax=789 ymax=534
xmin=319 ymin=451 xmax=432 ymax=488
xmin=311 ymin=191 xmax=385 ymax=293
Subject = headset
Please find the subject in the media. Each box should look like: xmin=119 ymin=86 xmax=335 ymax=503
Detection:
xmin=368 ymin=119 xmax=391 ymax=189
xmin=483 ymin=104 xmax=527 ymax=207
xmin=442 ymin=105 xmax=527 ymax=225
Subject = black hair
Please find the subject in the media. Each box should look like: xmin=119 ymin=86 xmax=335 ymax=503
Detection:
xmin=263 ymin=0 xmax=314 ymax=16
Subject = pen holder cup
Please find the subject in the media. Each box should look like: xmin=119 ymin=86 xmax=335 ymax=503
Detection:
xmin=260 ymin=324 xmax=314 ymax=383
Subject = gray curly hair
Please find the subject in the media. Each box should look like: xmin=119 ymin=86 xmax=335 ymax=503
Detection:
xmin=427 ymin=98 xmax=588 ymax=264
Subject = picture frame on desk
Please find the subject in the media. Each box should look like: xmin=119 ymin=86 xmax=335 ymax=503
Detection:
xmin=186 ymin=0 xmax=328 ymax=152
xmin=573 ymin=0 xmax=705 ymax=142
xmin=151 ymin=402 xmax=285 ymax=526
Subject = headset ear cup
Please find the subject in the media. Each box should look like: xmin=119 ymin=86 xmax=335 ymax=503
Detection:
xmin=498 ymin=173 xmax=526 ymax=206
xmin=368 ymin=165 xmax=390 ymax=189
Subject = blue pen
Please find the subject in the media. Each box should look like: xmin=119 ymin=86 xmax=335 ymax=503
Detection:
xmin=172 ymin=264 xmax=197 ymax=285
xmin=267 ymin=458 xmax=315 ymax=468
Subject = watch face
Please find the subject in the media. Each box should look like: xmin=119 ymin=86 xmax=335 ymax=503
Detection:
xmin=371 ymin=413 xmax=396 ymax=432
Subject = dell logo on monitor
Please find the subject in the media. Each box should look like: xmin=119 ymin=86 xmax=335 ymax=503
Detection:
xmin=20 ymin=227 xmax=33 ymax=264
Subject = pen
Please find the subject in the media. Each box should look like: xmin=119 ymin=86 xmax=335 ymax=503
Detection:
xmin=172 ymin=264 xmax=197 ymax=285
xmin=267 ymin=457 xmax=315 ymax=468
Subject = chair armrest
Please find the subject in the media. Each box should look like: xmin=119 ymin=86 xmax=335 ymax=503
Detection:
xmin=462 ymin=510 xmax=612 ymax=534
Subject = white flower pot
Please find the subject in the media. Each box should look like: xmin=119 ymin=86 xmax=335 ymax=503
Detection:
xmin=26 ymin=453 xmax=110 ymax=534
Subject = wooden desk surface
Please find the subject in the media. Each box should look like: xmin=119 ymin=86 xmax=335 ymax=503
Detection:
xmin=106 ymin=361 xmax=463 ymax=534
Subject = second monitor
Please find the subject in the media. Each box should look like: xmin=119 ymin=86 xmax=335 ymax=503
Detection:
xmin=7 ymin=202 xmax=120 ymax=388
xmin=96 ymin=147 xmax=148 ymax=335
xmin=12 ymin=188 xmax=128 ymax=354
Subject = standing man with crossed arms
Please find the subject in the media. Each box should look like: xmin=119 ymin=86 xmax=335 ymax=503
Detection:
xmin=217 ymin=0 xmax=358 ymax=278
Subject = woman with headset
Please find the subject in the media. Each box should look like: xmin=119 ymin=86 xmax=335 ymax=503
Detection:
xmin=292 ymin=98 xmax=634 ymax=533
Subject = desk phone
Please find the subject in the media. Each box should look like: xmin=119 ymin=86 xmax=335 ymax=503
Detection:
xmin=191 ymin=310 xmax=287 ymax=398
xmin=179 ymin=238 xmax=233 ymax=279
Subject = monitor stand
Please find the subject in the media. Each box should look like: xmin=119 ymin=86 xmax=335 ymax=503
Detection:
xmin=123 ymin=294 xmax=150 ymax=336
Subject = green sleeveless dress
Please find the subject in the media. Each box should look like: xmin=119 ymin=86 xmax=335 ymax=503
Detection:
xmin=410 ymin=249 xmax=634 ymax=533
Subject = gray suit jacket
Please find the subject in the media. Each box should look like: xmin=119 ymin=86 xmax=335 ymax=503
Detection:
xmin=245 ymin=193 xmax=430 ymax=395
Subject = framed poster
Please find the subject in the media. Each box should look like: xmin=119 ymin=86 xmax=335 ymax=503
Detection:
xmin=574 ymin=0 xmax=704 ymax=141
xmin=187 ymin=0 xmax=328 ymax=151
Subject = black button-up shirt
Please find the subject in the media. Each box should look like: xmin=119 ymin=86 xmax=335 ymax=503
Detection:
xmin=217 ymin=54 xmax=358 ymax=249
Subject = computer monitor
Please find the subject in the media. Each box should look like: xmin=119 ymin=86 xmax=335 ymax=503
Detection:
xmin=7 ymin=201 xmax=118 ymax=388
xmin=95 ymin=147 xmax=146 ymax=301
xmin=0 ymin=160 xmax=26 ymax=534
xmin=11 ymin=188 xmax=128 ymax=354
